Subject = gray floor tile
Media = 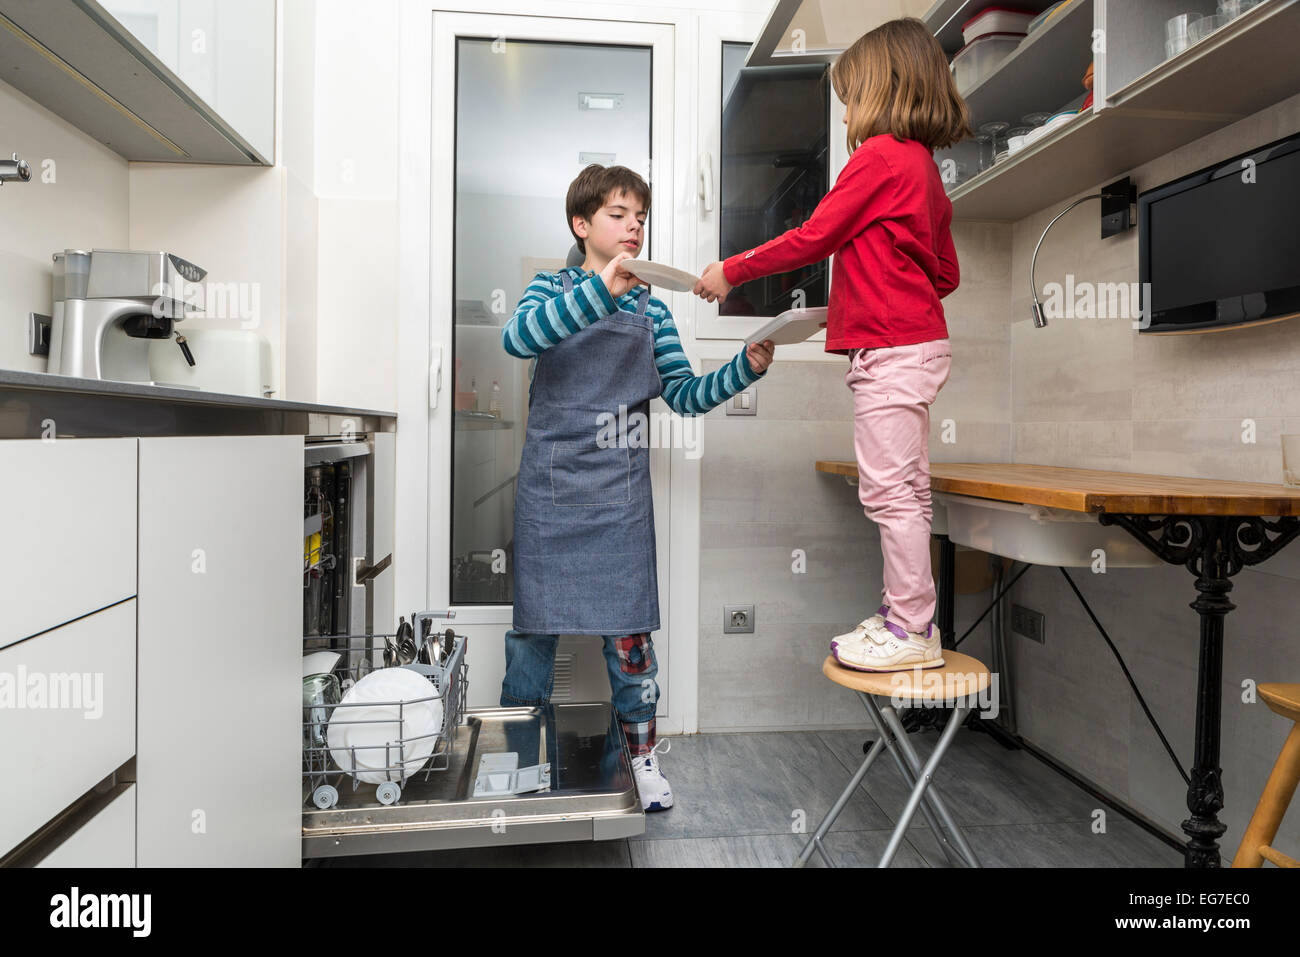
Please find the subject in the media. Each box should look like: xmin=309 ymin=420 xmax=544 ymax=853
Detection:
xmin=634 ymin=731 xmax=896 ymax=841
xmin=905 ymin=818 xmax=1184 ymax=868
xmin=630 ymin=833 xmax=844 ymax=867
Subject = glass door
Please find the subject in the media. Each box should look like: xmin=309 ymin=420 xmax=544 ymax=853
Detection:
xmin=430 ymin=12 xmax=676 ymax=715
xmin=695 ymin=14 xmax=834 ymax=341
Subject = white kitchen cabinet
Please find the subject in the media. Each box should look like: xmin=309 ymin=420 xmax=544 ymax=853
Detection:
xmin=0 ymin=438 xmax=137 ymax=650
xmin=36 ymin=786 xmax=137 ymax=868
xmin=136 ymin=436 xmax=301 ymax=867
xmin=0 ymin=600 xmax=137 ymax=857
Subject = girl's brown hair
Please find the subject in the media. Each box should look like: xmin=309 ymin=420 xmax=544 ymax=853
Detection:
xmin=830 ymin=17 xmax=973 ymax=154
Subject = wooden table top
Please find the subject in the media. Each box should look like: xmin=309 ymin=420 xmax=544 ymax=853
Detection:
xmin=814 ymin=461 xmax=1300 ymax=516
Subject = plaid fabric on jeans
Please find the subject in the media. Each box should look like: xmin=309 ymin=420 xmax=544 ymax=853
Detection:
xmin=612 ymin=633 xmax=655 ymax=754
xmin=622 ymin=717 xmax=656 ymax=756
xmin=612 ymin=632 xmax=653 ymax=674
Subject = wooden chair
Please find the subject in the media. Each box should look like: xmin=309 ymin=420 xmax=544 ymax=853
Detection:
xmin=795 ymin=651 xmax=990 ymax=868
xmin=1233 ymin=683 xmax=1300 ymax=868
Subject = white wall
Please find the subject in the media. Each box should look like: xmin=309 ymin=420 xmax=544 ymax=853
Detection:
xmin=127 ymin=163 xmax=286 ymax=394
xmin=0 ymin=82 xmax=129 ymax=374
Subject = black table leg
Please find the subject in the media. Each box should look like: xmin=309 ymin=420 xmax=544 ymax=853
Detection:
xmin=936 ymin=534 xmax=956 ymax=651
xmin=1099 ymin=513 xmax=1300 ymax=868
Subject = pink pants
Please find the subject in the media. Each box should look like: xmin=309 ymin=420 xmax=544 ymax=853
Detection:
xmin=845 ymin=338 xmax=952 ymax=635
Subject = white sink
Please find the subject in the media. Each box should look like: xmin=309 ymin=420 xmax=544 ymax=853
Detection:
xmin=933 ymin=493 xmax=1163 ymax=568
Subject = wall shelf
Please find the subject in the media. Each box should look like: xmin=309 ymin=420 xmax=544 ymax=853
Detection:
xmin=939 ymin=0 xmax=1300 ymax=221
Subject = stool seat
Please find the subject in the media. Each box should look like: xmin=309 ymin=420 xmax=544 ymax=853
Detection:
xmin=1260 ymin=683 xmax=1300 ymax=723
xmin=821 ymin=651 xmax=990 ymax=701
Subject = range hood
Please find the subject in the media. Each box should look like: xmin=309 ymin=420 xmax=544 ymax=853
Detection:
xmin=747 ymin=0 xmax=935 ymax=66
xmin=0 ymin=0 xmax=268 ymax=164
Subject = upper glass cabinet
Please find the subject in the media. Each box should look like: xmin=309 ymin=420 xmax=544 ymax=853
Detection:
xmin=717 ymin=41 xmax=829 ymax=319
xmin=99 ymin=0 xmax=275 ymax=162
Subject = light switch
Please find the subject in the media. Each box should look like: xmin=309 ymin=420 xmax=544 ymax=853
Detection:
xmin=727 ymin=389 xmax=757 ymax=416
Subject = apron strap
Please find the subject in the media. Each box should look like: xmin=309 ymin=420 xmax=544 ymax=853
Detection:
xmin=635 ymin=286 xmax=651 ymax=316
xmin=559 ymin=269 xmax=574 ymax=294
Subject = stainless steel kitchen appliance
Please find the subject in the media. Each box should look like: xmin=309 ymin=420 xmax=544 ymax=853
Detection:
xmin=48 ymin=248 xmax=203 ymax=383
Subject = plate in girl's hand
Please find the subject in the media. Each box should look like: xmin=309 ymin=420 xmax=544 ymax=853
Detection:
xmin=745 ymin=307 xmax=829 ymax=346
xmin=620 ymin=260 xmax=700 ymax=292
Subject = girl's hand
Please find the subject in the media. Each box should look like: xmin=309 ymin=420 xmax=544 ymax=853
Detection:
xmin=746 ymin=339 xmax=775 ymax=374
xmin=694 ymin=261 xmax=733 ymax=302
xmin=601 ymin=252 xmax=643 ymax=298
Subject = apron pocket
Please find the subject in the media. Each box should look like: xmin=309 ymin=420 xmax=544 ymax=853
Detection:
xmin=551 ymin=444 xmax=632 ymax=507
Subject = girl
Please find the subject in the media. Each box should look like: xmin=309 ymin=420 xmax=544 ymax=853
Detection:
xmin=695 ymin=17 xmax=971 ymax=672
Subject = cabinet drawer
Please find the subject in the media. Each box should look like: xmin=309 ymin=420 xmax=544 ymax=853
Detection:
xmin=0 ymin=600 xmax=136 ymax=856
xmin=0 ymin=438 xmax=137 ymax=649
xmin=36 ymin=785 xmax=136 ymax=868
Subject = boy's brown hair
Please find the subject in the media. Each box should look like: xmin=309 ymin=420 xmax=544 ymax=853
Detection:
xmin=830 ymin=17 xmax=973 ymax=154
xmin=566 ymin=164 xmax=651 ymax=254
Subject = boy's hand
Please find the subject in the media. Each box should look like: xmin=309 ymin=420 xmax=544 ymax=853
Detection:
xmin=746 ymin=339 xmax=775 ymax=375
xmin=600 ymin=252 xmax=643 ymax=299
xmin=694 ymin=261 xmax=733 ymax=302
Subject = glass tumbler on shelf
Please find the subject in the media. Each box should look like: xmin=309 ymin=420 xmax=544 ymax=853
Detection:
xmin=975 ymin=133 xmax=997 ymax=172
xmin=978 ymin=120 xmax=1010 ymax=162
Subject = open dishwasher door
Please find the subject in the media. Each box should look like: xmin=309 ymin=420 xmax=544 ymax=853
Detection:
xmin=302 ymin=701 xmax=645 ymax=859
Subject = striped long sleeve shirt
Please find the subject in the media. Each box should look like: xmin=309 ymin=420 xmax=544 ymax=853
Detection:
xmin=502 ymin=266 xmax=764 ymax=416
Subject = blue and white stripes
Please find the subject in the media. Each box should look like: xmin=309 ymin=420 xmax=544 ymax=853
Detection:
xmin=502 ymin=267 xmax=763 ymax=416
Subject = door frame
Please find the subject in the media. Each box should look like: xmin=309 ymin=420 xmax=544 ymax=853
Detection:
xmin=396 ymin=2 xmax=699 ymax=733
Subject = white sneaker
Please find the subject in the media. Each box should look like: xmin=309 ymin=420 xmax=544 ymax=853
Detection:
xmin=631 ymin=739 xmax=673 ymax=811
xmin=831 ymin=619 xmax=944 ymax=672
xmin=829 ymin=605 xmax=890 ymax=646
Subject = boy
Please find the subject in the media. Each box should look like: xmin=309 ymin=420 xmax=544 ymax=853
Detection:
xmin=500 ymin=164 xmax=775 ymax=810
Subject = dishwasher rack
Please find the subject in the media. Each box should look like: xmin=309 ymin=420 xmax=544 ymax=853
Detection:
xmin=303 ymin=613 xmax=468 ymax=809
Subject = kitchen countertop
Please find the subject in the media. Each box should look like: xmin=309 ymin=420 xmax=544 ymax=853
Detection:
xmin=815 ymin=461 xmax=1300 ymax=516
xmin=0 ymin=368 xmax=395 ymax=439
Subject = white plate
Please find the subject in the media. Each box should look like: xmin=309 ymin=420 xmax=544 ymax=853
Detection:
xmin=745 ymin=307 xmax=829 ymax=346
xmin=619 ymin=259 xmax=700 ymax=292
xmin=302 ymin=651 xmax=341 ymax=678
xmin=326 ymin=667 xmax=443 ymax=785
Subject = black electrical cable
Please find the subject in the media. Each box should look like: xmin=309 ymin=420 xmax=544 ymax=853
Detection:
xmin=1058 ymin=567 xmax=1189 ymax=785
xmin=952 ymin=561 xmax=1031 ymax=649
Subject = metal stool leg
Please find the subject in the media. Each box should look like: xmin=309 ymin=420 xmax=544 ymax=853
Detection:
xmin=876 ymin=703 xmax=982 ymax=868
xmin=794 ymin=735 xmax=889 ymax=867
xmin=858 ymin=694 xmax=970 ymax=868
xmin=878 ymin=704 xmax=971 ymax=868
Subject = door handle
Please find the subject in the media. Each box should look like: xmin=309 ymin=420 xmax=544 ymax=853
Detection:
xmin=354 ymin=553 xmax=392 ymax=586
xmin=429 ymin=344 xmax=443 ymax=410
xmin=698 ymin=152 xmax=714 ymax=213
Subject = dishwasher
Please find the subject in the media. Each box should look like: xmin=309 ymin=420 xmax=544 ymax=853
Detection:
xmin=302 ymin=440 xmax=643 ymax=860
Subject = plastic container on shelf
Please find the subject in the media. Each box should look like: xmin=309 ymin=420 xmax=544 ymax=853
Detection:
xmin=950 ymin=32 xmax=1026 ymax=94
xmin=961 ymin=6 xmax=1037 ymax=44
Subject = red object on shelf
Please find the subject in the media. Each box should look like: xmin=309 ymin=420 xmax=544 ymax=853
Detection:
xmin=960 ymin=5 xmax=1038 ymax=31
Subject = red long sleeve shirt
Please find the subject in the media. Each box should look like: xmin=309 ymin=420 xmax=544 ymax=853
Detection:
xmin=722 ymin=133 xmax=958 ymax=353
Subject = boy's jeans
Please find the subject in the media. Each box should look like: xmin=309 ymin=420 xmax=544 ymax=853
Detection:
xmin=501 ymin=630 xmax=659 ymax=755
xmin=846 ymin=338 xmax=952 ymax=635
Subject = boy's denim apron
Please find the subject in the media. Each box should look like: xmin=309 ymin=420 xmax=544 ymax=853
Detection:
xmin=511 ymin=270 xmax=662 ymax=635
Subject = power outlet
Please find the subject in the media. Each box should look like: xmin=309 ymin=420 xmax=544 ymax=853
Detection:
xmin=1011 ymin=604 xmax=1045 ymax=644
xmin=723 ymin=604 xmax=755 ymax=634
xmin=28 ymin=313 xmax=51 ymax=357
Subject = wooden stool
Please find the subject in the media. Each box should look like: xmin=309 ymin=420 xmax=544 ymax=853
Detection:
xmin=1233 ymin=683 xmax=1300 ymax=868
xmin=794 ymin=651 xmax=990 ymax=868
